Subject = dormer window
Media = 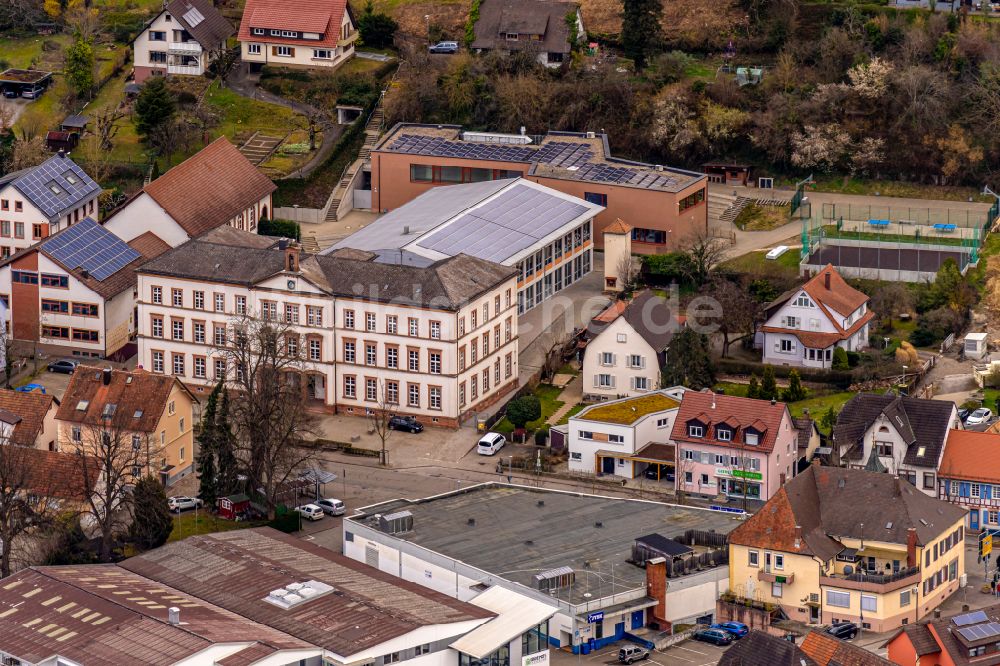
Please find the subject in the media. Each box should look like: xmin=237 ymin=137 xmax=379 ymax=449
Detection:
xmin=717 ymin=428 xmax=732 ymax=442
xmin=745 ymin=432 xmax=759 ymax=446
xmin=794 ymin=294 xmax=813 ymax=307
xmin=253 ymin=28 xmax=265 ymax=35
xmin=688 ymin=424 xmax=704 ymax=438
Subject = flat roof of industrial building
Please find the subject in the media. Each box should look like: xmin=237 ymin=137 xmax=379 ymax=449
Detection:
xmin=349 ymin=484 xmax=738 ymax=605
xmin=374 ymin=124 xmax=705 ymax=194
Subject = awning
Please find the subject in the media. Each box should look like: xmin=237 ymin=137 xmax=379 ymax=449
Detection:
xmin=450 ymin=587 xmax=557 ymax=659
xmin=595 ymin=443 xmax=675 ymax=466
xmin=576 ymin=596 xmax=658 ymax=620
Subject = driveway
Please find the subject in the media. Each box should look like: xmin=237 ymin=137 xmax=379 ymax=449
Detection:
xmin=549 ymin=637 xmax=728 ymax=666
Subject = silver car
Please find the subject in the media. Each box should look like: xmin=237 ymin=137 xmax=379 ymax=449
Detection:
xmin=316 ymin=498 xmax=346 ymax=516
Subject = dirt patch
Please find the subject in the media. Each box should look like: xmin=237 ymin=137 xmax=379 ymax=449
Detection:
xmin=579 ymin=0 xmax=743 ymax=43
xmin=392 ymin=1 xmax=469 ymax=38
xmin=734 ymin=203 xmax=789 ymax=231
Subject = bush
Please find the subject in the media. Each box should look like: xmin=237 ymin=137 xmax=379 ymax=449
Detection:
xmin=846 ymin=350 xmax=861 ymax=368
xmin=258 ymin=218 xmax=300 ymax=240
xmin=358 ymin=0 xmax=398 ymax=49
xmin=269 ymin=508 xmax=300 ymax=533
xmin=715 ymin=358 xmax=855 ymax=389
xmin=642 ymin=252 xmax=695 ymax=286
xmin=507 ymin=395 xmax=542 ymax=429
xmin=832 ymin=347 xmax=849 ymax=371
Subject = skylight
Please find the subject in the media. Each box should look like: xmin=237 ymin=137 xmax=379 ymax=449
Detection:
xmin=263 ymin=580 xmax=334 ymax=609
xmin=76 ymin=400 xmax=89 ymax=411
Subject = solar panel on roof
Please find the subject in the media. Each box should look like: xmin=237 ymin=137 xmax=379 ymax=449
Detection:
xmin=957 ymin=622 xmax=1000 ymax=642
xmin=955 ymin=610 xmax=990 ymax=626
xmin=183 ymin=6 xmax=205 ymax=26
xmin=42 ymin=218 xmax=141 ymax=281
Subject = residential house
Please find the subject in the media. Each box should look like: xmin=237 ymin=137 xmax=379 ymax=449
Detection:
xmin=0 ymin=217 xmax=171 ymax=358
xmin=0 ymin=152 xmax=101 ymax=257
xmin=132 ymin=0 xmax=235 ymax=83
xmin=55 ymin=366 xmax=198 ymax=485
xmin=0 ymin=388 xmax=59 ymax=450
xmin=832 ymin=392 xmax=960 ymax=495
xmin=760 ymin=264 xmax=873 ymax=368
xmin=102 ymin=137 xmax=277 ymax=246
xmin=669 ymin=391 xmax=801 ymax=503
xmin=885 ymin=604 xmax=1000 ymax=666
xmin=793 ymin=415 xmax=822 ymax=473
xmin=581 ymin=290 xmax=681 ymax=401
xmin=936 ymin=428 xmax=1000 ymax=531
xmin=727 ymin=465 xmax=966 ymax=632
xmin=565 ymin=388 xmax=687 ymax=479
xmin=719 ymin=629 xmax=893 ymax=666
xmin=237 ymin=0 xmax=357 ymax=73
xmin=325 ymin=178 xmax=600 ymax=314
xmin=370 ymin=124 xmax=708 ymax=254
xmin=471 ymin=0 xmax=584 ymax=67
xmin=136 ymin=228 xmax=519 ymax=428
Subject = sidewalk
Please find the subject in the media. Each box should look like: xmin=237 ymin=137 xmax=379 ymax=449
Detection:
xmin=546 ymin=376 xmax=581 ymax=425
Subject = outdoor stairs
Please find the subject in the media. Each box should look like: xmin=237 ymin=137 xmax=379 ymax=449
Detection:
xmin=720 ymin=196 xmax=752 ymax=225
xmin=239 ymin=131 xmax=284 ymax=165
xmin=324 ymin=159 xmax=364 ymax=222
xmin=754 ymin=197 xmax=790 ymax=207
xmin=324 ymin=102 xmax=386 ymax=222
xmin=300 ymin=233 xmax=320 ymax=253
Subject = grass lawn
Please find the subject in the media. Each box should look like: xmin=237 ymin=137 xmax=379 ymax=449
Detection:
xmin=0 ymin=34 xmax=71 ymax=70
xmin=168 ymin=512 xmax=265 ymax=542
xmin=821 ymin=224 xmax=967 ymax=247
xmin=493 ymin=384 xmax=565 ymax=433
xmin=718 ymin=248 xmax=800 ymax=280
xmin=204 ymin=82 xmax=305 ymax=137
xmin=804 ymin=176 xmax=992 ymax=203
xmin=734 ymin=203 xmax=791 ymax=231
xmin=713 ymin=381 xmax=853 ymax=422
xmin=556 ymin=403 xmax=586 ymax=425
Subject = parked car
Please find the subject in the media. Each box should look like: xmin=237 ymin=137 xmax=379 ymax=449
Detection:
xmin=711 ymin=621 xmax=749 ymax=638
xmin=617 ymin=646 xmax=649 ymax=664
xmin=428 ymin=41 xmax=459 ymax=54
xmin=21 ymin=85 xmax=44 ymax=99
xmin=389 ymin=415 xmax=424 ymax=433
xmin=825 ymin=622 xmax=859 ymax=640
xmin=167 ymin=496 xmax=204 ymax=513
xmin=692 ymin=628 xmax=733 ymax=646
xmin=15 ymin=384 xmax=45 ymax=394
xmin=316 ymin=498 xmax=346 ymax=516
xmin=967 ymin=408 xmax=993 ymax=425
xmin=294 ymin=504 xmax=324 ymax=521
xmin=477 ymin=432 xmax=506 ymax=456
xmin=959 ymin=408 xmax=972 ymax=423
xmin=47 ymin=359 xmax=78 ymax=374
xmin=2 ymin=89 xmax=17 ymax=99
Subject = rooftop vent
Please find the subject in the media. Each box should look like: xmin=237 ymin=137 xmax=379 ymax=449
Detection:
xmin=461 ymin=131 xmax=532 ymax=145
xmin=378 ymin=510 xmax=413 ymax=534
xmin=468 ymin=518 xmax=476 ymax=526
xmin=263 ymin=580 xmax=334 ymax=609
xmin=537 ymin=500 xmax=544 ymax=507
xmin=76 ymin=400 xmax=89 ymax=411
xmin=534 ymin=566 xmax=574 ymax=592
xmin=595 ymin=521 xmax=603 ymax=528
xmin=586 ymin=131 xmax=596 ymax=139
xmin=167 ymin=607 xmax=180 ymax=625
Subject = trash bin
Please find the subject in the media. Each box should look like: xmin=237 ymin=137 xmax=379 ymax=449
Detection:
xmin=581 ymin=644 xmax=590 ymax=655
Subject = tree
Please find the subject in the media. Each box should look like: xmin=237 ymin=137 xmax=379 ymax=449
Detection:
xmin=91 ymin=104 xmax=125 ymax=152
xmin=869 ymin=283 xmax=914 ymax=332
xmin=621 ymin=0 xmax=662 ymax=69
xmin=4 ymin=136 xmax=47 ymax=172
xmin=746 ymin=374 xmax=760 ymax=399
xmin=662 ymin=327 xmax=715 ymax=389
xmin=64 ymin=36 xmax=95 ymax=99
xmin=704 ymin=276 xmax=759 ymax=358
xmin=678 ymin=230 xmax=728 ymax=286
xmin=357 ymin=0 xmax=398 ymax=49
xmin=507 ymin=395 xmax=541 ymax=430
xmin=215 ymin=387 xmax=239 ymax=497
xmin=195 ymin=382 xmax=222 ymax=507
xmin=0 ymin=440 xmax=56 ymax=577
xmin=616 ymin=251 xmax=639 ymax=293
xmin=782 ymin=369 xmax=806 ymax=402
xmin=931 ymin=258 xmax=974 ymax=313
xmin=832 ymin=347 xmax=849 ymax=370
xmin=128 ymin=476 xmax=173 ymax=551
xmin=759 ymin=365 xmax=778 ymax=401
xmin=369 ymin=380 xmax=398 ymax=466
xmin=820 ymin=405 xmax=838 ymax=434
xmin=134 ymin=77 xmax=176 ymax=144
xmin=215 ymin=310 xmax=316 ymax=519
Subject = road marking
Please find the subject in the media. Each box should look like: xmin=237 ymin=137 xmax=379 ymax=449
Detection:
xmin=669 ymin=645 xmax=706 ymax=655
xmin=301 ymin=535 xmax=315 ymax=541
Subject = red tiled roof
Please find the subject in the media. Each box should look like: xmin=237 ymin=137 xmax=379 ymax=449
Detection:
xmin=237 ymin=0 xmax=349 ymax=49
xmin=801 ymin=630 xmax=893 ymax=666
xmin=0 ymin=389 xmax=54 ymax=447
xmin=604 ymin=218 xmax=632 ymax=234
xmin=760 ymin=309 xmax=874 ymax=348
xmin=128 ymin=231 xmax=171 ymax=259
xmin=939 ymin=429 xmax=1000 ymax=484
xmin=802 ymin=264 xmax=869 ymax=318
xmin=144 ymin=138 xmax=276 ymax=238
xmin=669 ymin=391 xmax=789 ymax=454
xmin=55 ymin=366 xmax=196 ymax=433
xmin=3 ymin=446 xmax=99 ymax=502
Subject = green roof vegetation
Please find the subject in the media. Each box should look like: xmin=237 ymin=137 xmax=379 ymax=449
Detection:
xmin=579 ymin=393 xmax=679 ymax=425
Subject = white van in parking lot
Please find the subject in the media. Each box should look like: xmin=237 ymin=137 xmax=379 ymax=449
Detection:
xmin=477 ymin=432 xmax=506 ymax=456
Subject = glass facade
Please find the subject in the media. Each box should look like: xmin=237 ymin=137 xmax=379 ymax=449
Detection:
xmin=459 ymin=646 xmax=509 ymax=666
xmin=522 ymin=620 xmax=549 ymax=655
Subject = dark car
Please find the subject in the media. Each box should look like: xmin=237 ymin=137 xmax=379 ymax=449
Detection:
xmin=960 ymin=408 xmax=972 ymax=423
xmin=711 ymin=621 xmax=749 ymax=638
xmin=2 ymin=89 xmax=17 ymax=99
xmin=47 ymin=359 xmax=78 ymax=374
xmin=389 ymin=415 xmax=424 ymax=433
xmin=692 ymin=628 xmax=733 ymax=646
xmin=428 ymin=41 xmax=459 ymax=54
xmin=826 ymin=622 xmax=859 ymax=640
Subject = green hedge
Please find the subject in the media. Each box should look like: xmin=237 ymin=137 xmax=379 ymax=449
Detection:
xmin=268 ymin=510 xmax=300 ymax=534
xmin=715 ymin=358 xmax=856 ymax=389
xmin=259 ymin=218 xmax=301 ymax=240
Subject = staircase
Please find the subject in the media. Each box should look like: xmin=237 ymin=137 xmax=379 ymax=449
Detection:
xmin=721 ymin=196 xmax=752 ymax=225
xmin=324 ymin=100 xmax=386 ymax=222
xmin=300 ymin=233 xmax=320 ymax=253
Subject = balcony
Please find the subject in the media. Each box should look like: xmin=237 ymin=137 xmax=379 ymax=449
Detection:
xmin=168 ymin=41 xmax=202 ymax=55
xmin=758 ymin=570 xmax=794 ymax=585
xmin=167 ymin=64 xmax=203 ymax=76
xmin=820 ymin=566 xmax=920 ymax=593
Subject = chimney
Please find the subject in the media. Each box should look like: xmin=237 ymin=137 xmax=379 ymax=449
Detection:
xmin=80 ymin=269 xmax=90 ymax=280
xmin=934 ymin=608 xmax=941 ymax=619
xmin=963 ymin=604 xmax=970 ymax=612
xmin=771 ymin=398 xmax=776 ymax=406
xmin=57 ymin=149 xmax=65 ymax=159
xmin=285 ymin=244 xmax=300 ymax=273
xmin=646 ymin=556 xmax=668 ymax=626
xmin=824 ymin=271 xmax=831 ymax=290
xmin=794 ymin=525 xmax=802 ymax=550
xmin=168 ymin=607 xmax=180 ymax=625
xmin=102 ymin=368 xmax=111 ymax=386
xmin=906 ymin=527 xmax=917 ymax=568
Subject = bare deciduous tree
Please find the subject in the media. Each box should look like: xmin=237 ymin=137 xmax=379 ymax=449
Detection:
xmin=215 ymin=310 xmax=317 ymax=519
xmin=91 ymin=104 xmax=125 ymax=152
xmin=368 ymin=379 xmax=398 ymax=466
xmin=704 ymin=275 xmax=760 ymax=358
xmin=678 ymin=229 xmax=729 ymax=286
xmin=0 ymin=438 xmax=59 ymax=577
xmin=615 ymin=251 xmax=639 ymax=293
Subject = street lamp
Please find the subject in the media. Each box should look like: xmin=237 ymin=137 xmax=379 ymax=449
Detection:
xmin=424 ymin=15 xmax=431 ymax=44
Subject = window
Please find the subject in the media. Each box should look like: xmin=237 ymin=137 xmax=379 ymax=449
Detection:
xmin=193 ymin=291 xmax=204 ymax=309
xmin=899 ymin=590 xmax=911 ymax=607
xmin=366 ymin=378 xmax=377 ymax=401
xmin=861 ymin=595 xmax=877 ymax=612
xmin=285 ymin=304 xmax=299 ymax=324
xmin=214 ymin=325 xmax=226 ymax=346
xmin=745 ymin=432 xmax=759 ymax=446
xmin=152 ymin=351 xmax=164 ymax=373
xmin=772 ymin=582 xmax=783 ymax=598
xmin=597 ymin=374 xmax=613 ymax=387
xmin=41 ymin=299 xmax=68 ymax=314
xmin=773 ymin=554 xmax=784 ymax=570
xmin=459 ymin=382 xmax=466 ymax=406
xmin=151 ymin=286 xmax=162 ymax=304
xmin=973 ymin=483 xmax=981 ymax=498
xmin=313 ymin=48 xmax=332 ymax=59
xmin=505 ymin=318 xmax=512 ymax=343
xmin=261 ymin=301 xmax=277 ymax=321
xmin=627 ymin=354 xmax=643 ymax=368
xmin=172 ymin=319 xmax=184 ymax=341
xmin=344 ymin=310 xmax=355 ymax=329
xmin=780 ymin=339 xmax=794 ymax=352
xmin=409 ymin=318 xmax=418 ymax=336
xmin=235 ymin=295 xmax=246 ymax=315
xmin=408 ymin=349 xmax=419 ymax=372
xmin=72 ymin=329 xmax=98 ymax=342
xmin=193 ymin=322 xmax=205 ymax=344
xmin=73 ymin=302 xmax=99 ymax=317
xmin=584 ymin=192 xmax=608 ymax=206
xmin=308 ymin=306 xmax=323 ymax=326
xmin=600 ymin=352 xmax=614 ymax=366
xmin=387 ymin=347 xmax=398 ymax=368
xmin=717 ymin=428 xmax=732 ymax=442
xmin=366 ymin=312 xmax=376 ymax=331
xmin=923 ymin=472 xmax=935 ymax=490
xmin=252 ymin=27 xmax=265 ymax=34
xmin=408 ymin=384 xmax=420 ymax=407
xmin=275 ymin=45 xmax=293 ymax=57
xmin=385 ymin=314 xmax=397 ymax=334
xmin=149 ymin=30 xmax=166 ymax=40
xmin=826 ymin=591 xmax=850 ymax=608
xmin=688 ymin=424 xmax=704 ymax=438
xmin=634 ymin=377 xmax=649 ymax=391
xmin=194 ymin=356 xmax=206 ymax=378
xmin=748 ymin=550 xmax=759 ymax=567
xmin=365 ymin=343 xmax=376 ymax=366
xmin=214 ymin=358 xmax=226 ymax=380
xmin=344 ymin=375 xmax=356 ymax=398
xmin=286 ymin=335 xmax=298 ymax=357
xmin=430 ymin=321 xmax=441 ymax=339
xmin=430 ymin=352 xmax=441 ymax=374
xmin=214 ymin=293 xmax=225 ymax=312
xmin=179 ymin=419 xmax=185 ymax=434
xmin=42 ymin=325 xmax=69 ymax=339
xmin=172 ymin=353 xmax=185 ymax=376
xmin=172 ymin=288 xmax=183 ymax=307
xmin=387 ymin=381 xmax=399 ymax=404
xmin=429 ymin=386 xmax=442 ymax=410
xmin=876 ymin=441 xmax=893 ymax=457
xmin=247 ymin=43 xmax=262 ymax=55
xmin=385 ymin=653 xmax=400 ymax=664
xmin=309 ymin=338 xmax=321 ymax=361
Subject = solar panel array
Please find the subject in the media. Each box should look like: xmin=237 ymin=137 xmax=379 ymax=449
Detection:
xmin=386 ymin=134 xmax=686 ymax=190
xmin=182 ymin=5 xmax=205 ymax=26
xmin=954 ymin=610 xmax=990 ymax=626
xmin=42 ymin=218 xmax=141 ymax=281
xmin=13 ymin=155 xmax=101 ymax=219
xmin=957 ymin=622 xmax=1000 ymax=643
xmin=415 ymin=183 xmax=590 ymax=263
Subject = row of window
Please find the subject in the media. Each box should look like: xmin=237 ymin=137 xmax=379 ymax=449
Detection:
xmin=250 ymin=28 xmax=318 ymax=39
xmin=678 ymin=188 xmax=706 ymax=212
xmin=42 ymin=326 xmax=99 ymax=342
xmin=631 ymin=228 xmax=667 ymax=245
xmin=924 ymin=526 xmax=963 ymax=568
xmin=40 ymin=299 xmax=99 ymax=317
xmin=516 ymin=224 xmax=591 ymax=282
xmin=150 ymin=319 xmax=326 ymax=361
xmin=0 ymin=199 xmax=24 ymax=213
xmin=149 ymin=287 xmax=325 ymax=325
xmin=344 ymin=376 xmax=442 ymax=410
xmin=409 ymin=164 xmax=524 ymax=185
xmin=459 ymin=356 xmax=513 ymax=407
xmin=686 ymin=423 xmax=759 ymax=446
xmin=923 ymin=559 xmax=958 ymax=596
xmin=152 ymin=351 xmax=227 ymax=380
xmin=598 ymin=352 xmax=646 ymax=368
xmin=12 ymin=271 xmax=69 ymax=288
xmin=684 ymin=449 xmax=762 ymax=470
xmin=0 ymin=220 xmax=43 ymax=240
xmin=344 ymin=341 xmax=441 ymax=373
xmin=593 ymin=374 xmax=651 ymax=391
xmin=948 ymin=481 xmax=1000 ymax=499
xmin=518 ymin=252 xmax=590 ymax=314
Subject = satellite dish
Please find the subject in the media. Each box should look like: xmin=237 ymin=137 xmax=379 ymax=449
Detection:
xmin=844 ymin=565 xmax=854 ymax=575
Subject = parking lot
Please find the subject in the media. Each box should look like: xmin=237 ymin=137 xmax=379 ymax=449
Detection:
xmin=550 ymin=638 xmax=727 ymax=666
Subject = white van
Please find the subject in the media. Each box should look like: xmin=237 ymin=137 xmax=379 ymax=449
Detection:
xmin=477 ymin=432 xmax=506 ymax=456
xmin=295 ymin=504 xmax=324 ymax=521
